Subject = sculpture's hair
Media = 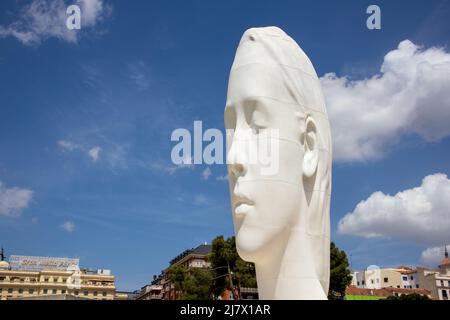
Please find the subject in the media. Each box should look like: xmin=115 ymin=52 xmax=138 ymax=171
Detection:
xmin=233 ymin=26 xmax=332 ymax=294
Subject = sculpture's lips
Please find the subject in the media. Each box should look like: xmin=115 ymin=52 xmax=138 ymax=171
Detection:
xmin=233 ymin=195 xmax=254 ymax=217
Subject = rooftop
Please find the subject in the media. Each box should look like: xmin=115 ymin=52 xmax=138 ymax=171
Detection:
xmin=169 ymin=244 xmax=212 ymax=266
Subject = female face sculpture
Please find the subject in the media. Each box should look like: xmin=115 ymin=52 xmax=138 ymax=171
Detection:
xmin=225 ymin=27 xmax=332 ymax=299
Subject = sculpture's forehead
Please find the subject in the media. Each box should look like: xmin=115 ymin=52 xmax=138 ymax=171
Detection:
xmin=226 ymin=63 xmax=289 ymax=105
xmin=226 ymin=63 xmax=325 ymax=114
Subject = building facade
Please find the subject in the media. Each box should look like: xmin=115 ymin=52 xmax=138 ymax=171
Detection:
xmin=0 ymin=254 xmax=118 ymax=300
xmin=351 ymin=266 xmax=403 ymax=289
xmin=350 ymin=246 xmax=450 ymax=300
xmin=417 ymin=248 xmax=450 ymax=300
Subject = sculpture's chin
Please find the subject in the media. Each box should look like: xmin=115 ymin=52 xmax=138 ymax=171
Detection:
xmin=235 ymin=227 xmax=272 ymax=262
xmin=235 ymin=242 xmax=258 ymax=262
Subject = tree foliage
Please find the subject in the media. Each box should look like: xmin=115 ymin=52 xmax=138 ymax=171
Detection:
xmin=168 ymin=264 xmax=213 ymax=300
xmin=329 ymin=242 xmax=353 ymax=299
xmin=209 ymin=235 xmax=257 ymax=297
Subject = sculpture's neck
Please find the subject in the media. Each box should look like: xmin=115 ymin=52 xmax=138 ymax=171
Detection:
xmin=254 ymin=228 xmax=327 ymax=300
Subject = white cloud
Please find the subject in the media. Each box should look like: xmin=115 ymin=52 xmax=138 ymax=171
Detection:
xmin=58 ymin=140 xmax=81 ymax=152
xmin=0 ymin=0 xmax=111 ymax=45
xmin=201 ymin=167 xmax=212 ymax=180
xmin=60 ymin=220 xmax=75 ymax=233
xmin=338 ymin=173 xmax=450 ymax=245
xmin=88 ymin=146 xmax=101 ymax=162
xmin=321 ymin=40 xmax=450 ymax=162
xmin=58 ymin=140 xmax=104 ymax=163
xmin=421 ymin=246 xmax=448 ymax=266
xmin=0 ymin=182 xmax=33 ymax=217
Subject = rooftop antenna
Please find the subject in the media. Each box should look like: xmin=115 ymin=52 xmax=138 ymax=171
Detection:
xmin=0 ymin=247 xmax=4 ymax=261
xmin=445 ymin=245 xmax=449 ymax=259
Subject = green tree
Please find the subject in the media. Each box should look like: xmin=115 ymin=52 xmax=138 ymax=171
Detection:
xmin=168 ymin=265 xmax=213 ymax=300
xmin=209 ymin=235 xmax=257 ymax=297
xmin=167 ymin=264 xmax=186 ymax=299
xmin=328 ymin=242 xmax=353 ymax=299
xmin=183 ymin=268 xmax=213 ymax=300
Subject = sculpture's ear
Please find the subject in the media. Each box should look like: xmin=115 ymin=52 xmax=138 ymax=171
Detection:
xmin=302 ymin=116 xmax=319 ymax=178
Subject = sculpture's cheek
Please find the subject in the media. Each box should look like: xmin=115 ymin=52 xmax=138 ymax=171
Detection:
xmin=233 ymin=180 xmax=302 ymax=261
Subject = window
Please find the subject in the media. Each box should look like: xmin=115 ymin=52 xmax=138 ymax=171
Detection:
xmin=0 ymin=288 xmax=2 ymax=293
xmin=43 ymin=289 xmax=48 ymax=294
xmin=84 ymin=291 xmax=88 ymax=296
xmin=75 ymin=290 xmax=79 ymax=295
xmin=94 ymin=291 xmax=98 ymax=296
xmin=29 ymin=289 xmax=34 ymax=294
xmin=442 ymin=290 xmax=448 ymax=299
xmin=362 ymin=280 xmax=365 ymax=285
xmin=62 ymin=289 xmax=66 ymax=294
xmin=44 ymin=278 xmax=49 ymax=282
xmin=102 ymin=291 xmax=107 ymax=297
xmin=371 ymin=279 xmax=374 ymax=284
xmin=384 ymin=277 xmax=388 ymax=283
xmin=18 ymin=288 xmax=24 ymax=294
xmin=357 ymin=281 xmax=360 ymax=286
xmin=0 ymin=277 xmax=4 ymax=281
xmin=416 ymin=284 xmax=419 ymax=288
xmin=397 ymin=286 xmax=400 ymax=288
xmin=402 ymin=276 xmax=408 ymax=281
xmin=8 ymin=288 xmax=13 ymax=294
xmin=410 ymin=276 xmax=414 ymax=280
xmin=52 ymin=289 xmax=57 ymax=294
xmin=441 ymin=280 xmax=445 ymax=286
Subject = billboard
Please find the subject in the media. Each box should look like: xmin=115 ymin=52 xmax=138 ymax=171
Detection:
xmin=9 ymin=255 xmax=79 ymax=271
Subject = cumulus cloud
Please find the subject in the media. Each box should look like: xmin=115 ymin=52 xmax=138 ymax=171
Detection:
xmin=421 ymin=246 xmax=448 ymax=266
xmin=60 ymin=220 xmax=75 ymax=233
xmin=338 ymin=173 xmax=450 ymax=245
xmin=201 ymin=167 xmax=212 ymax=180
xmin=0 ymin=182 xmax=33 ymax=217
xmin=88 ymin=146 xmax=101 ymax=162
xmin=321 ymin=40 xmax=450 ymax=162
xmin=0 ymin=0 xmax=111 ymax=45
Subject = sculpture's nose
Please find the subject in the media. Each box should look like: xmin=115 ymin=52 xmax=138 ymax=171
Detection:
xmin=227 ymin=139 xmax=247 ymax=178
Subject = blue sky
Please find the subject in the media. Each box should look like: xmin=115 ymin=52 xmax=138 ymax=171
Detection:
xmin=1 ymin=0 xmax=450 ymax=291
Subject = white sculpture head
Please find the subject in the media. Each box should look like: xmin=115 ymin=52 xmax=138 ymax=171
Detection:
xmin=225 ymin=27 xmax=331 ymax=299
